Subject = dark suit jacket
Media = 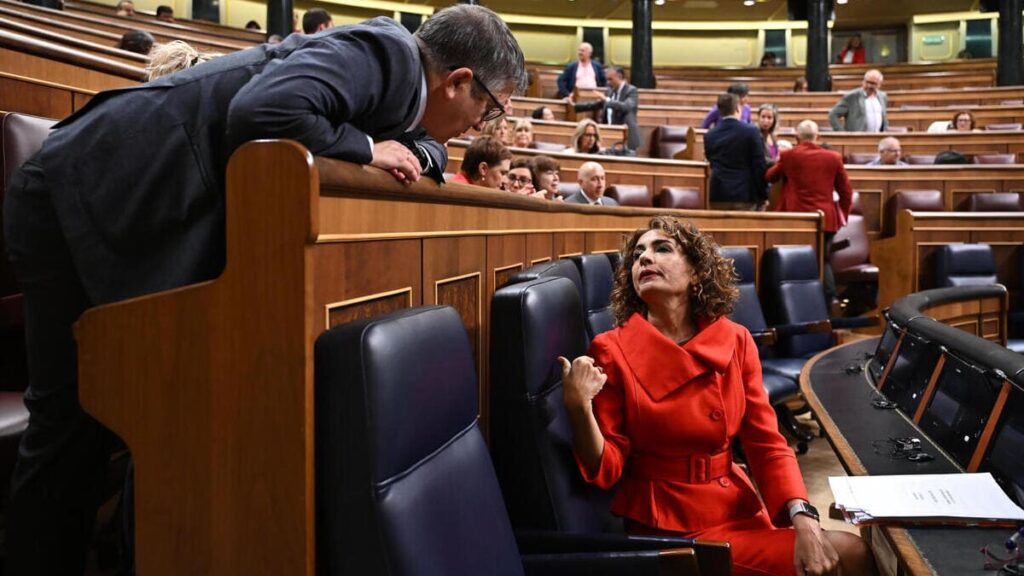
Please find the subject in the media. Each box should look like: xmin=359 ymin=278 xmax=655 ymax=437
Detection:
xmin=563 ymin=190 xmax=619 ymax=206
xmin=574 ymin=83 xmax=639 ymax=150
xmin=766 ymin=141 xmax=852 ymax=232
xmin=26 ymin=18 xmax=444 ymax=305
xmin=703 ymin=117 xmax=767 ymax=204
xmin=556 ymin=61 xmax=607 ymax=98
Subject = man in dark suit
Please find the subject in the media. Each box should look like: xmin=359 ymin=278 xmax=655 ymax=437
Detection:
xmin=556 ymin=42 xmax=606 ymax=98
xmin=704 ymin=93 xmax=767 ymax=210
xmin=569 ymin=66 xmax=640 ymax=151
xmin=563 ymin=161 xmax=619 ymax=206
xmin=766 ymin=119 xmax=853 ymax=302
xmin=2 ymin=6 xmax=526 ymax=574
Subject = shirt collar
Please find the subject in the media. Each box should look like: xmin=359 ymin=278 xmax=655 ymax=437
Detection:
xmin=406 ymin=70 xmax=428 ymax=133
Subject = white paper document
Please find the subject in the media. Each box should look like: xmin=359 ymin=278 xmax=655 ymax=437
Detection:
xmin=829 ymin=473 xmax=1024 ymax=525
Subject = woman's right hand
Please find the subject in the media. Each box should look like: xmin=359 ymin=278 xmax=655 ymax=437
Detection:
xmin=559 ymin=355 xmax=607 ymax=412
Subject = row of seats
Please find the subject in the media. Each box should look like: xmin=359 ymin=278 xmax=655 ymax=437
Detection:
xmin=882 ymin=191 xmax=1023 ymax=236
xmin=845 ymin=152 xmax=1018 ymax=165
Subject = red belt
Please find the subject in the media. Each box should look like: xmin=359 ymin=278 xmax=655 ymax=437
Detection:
xmin=627 ymin=451 xmax=732 ymax=484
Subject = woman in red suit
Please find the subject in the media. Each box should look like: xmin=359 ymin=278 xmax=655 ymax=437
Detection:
xmin=561 ymin=216 xmax=875 ymax=576
xmin=838 ymin=34 xmax=866 ymax=64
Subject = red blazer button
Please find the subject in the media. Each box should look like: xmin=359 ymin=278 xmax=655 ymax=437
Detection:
xmin=710 ymin=409 xmax=724 ymax=421
xmin=718 ymin=477 xmax=731 ymax=487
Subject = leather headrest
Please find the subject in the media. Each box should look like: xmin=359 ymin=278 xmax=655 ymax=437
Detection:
xmin=720 ymin=247 xmax=755 ymax=284
xmin=654 ymin=125 xmax=690 ymax=142
xmin=763 ymin=246 xmax=818 ymax=282
xmin=1 ymin=112 xmax=56 ymax=197
xmin=604 ymin=184 xmax=652 ymax=207
xmin=505 ymin=259 xmax=583 ymax=299
xmin=655 ymin=186 xmax=702 ymax=209
xmin=570 ymin=254 xmax=614 ymax=311
xmin=938 ymin=244 xmax=997 ymax=278
xmin=966 ymin=193 xmax=1022 ymax=212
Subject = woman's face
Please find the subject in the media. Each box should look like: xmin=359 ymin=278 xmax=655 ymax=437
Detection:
xmin=579 ymin=125 xmax=599 ymax=151
xmin=478 ymin=159 xmax=510 ymax=190
xmin=631 ymin=229 xmax=696 ymax=305
xmin=537 ymin=168 xmax=560 ymax=196
xmin=955 ymin=114 xmax=973 ymax=131
xmin=495 ymin=119 xmax=511 ymax=144
xmin=850 ymin=35 xmax=862 ymax=48
xmin=758 ymin=109 xmax=775 ymax=132
xmin=506 ymin=167 xmax=534 ymax=194
xmin=513 ymin=125 xmax=533 ymax=147
xmin=541 ymin=107 xmax=555 ymax=121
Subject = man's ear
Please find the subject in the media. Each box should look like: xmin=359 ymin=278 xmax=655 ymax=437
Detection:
xmin=445 ymin=67 xmax=474 ymax=99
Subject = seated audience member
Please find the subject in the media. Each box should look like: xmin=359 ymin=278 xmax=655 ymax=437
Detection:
xmin=512 ymin=119 xmax=536 ymax=148
xmin=483 ymin=116 xmax=513 ymax=146
xmin=2 ymin=7 xmax=526 ymax=574
xmin=561 ymin=216 xmax=876 ymax=576
xmin=506 ymin=158 xmax=545 ymax=198
xmin=118 ymin=29 xmax=154 ymax=55
xmin=951 ymin=110 xmax=976 ymax=132
xmin=245 ymin=20 xmax=261 ymax=31
xmin=702 ymin=83 xmax=750 ymax=128
xmin=530 ymin=155 xmax=562 ymax=200
xmin=828 ymin=69 xmax=887 ymax=132
xmin=565 ymin=119 xmax=605 ymax=154
xmin=760 ymin=51 xmax=778 ymax=67
xmin=450 ymin=136 xmax=512 ymax=189
xmin=792 ymin=77 xmax=808 ymax=93
xmin=564 ymin=161 xmax=617 ymax=205
xmin=867 ymin=137 xmax=906 ymax=166
xmin=568 ymin=66 xmax=640 ymax=151
xmin=838 ymin=33 xmax=866 ymax=64
xmin=147 ymin=41 xmax=220 ymax=81
xmin=531 ymin=106 xmax=555 ymax=121
xmin=758 ymin=103 xmax=781 ymax=163
xmin=556 ymin=41 xmax=606 ymax=98
xmin=934 ymin=150 xmax=969 ymax=165
xmin=115 ymin=0 xmax=135 ymax=16
xmin=303 ymin=8 xmax=333 ymax=34
xmin=155 ymin=4 xmax=174 ymax=22
xmin=957 ymin=49 xmax=974 ymax=59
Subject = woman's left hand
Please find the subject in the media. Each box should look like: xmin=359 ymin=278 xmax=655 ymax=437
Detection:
xmin=792 ymin=515 xmax=839 ymax=576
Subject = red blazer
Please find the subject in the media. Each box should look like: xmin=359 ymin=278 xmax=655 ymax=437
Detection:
xmin=578 ymin=314 xmax=807 ymax=534
xmin=838 ymin=46 xmax=865 ymax=64
xmin=766 ymin=141 xmax=852 ymax=233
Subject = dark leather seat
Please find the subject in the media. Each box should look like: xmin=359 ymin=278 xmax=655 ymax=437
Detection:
xmin=972 ymin=154 xmax=1017 ymax=165
xmin=315 ymin=305 xmax=717 ymax=575
xmin=557 ymin=182 xmax=578 ymax=199
xmin=883 ymin=190 xmax=945 ymax=236
xmin=830 ymin=192 xmax=879 ymax=315
xmin=504 ymin=259 xmax=584 ymax=298
xmin=604 ymin=184 xmax=652 ymax=207
xmin=934 ymin=244 xmax=998 ymax=287
xmin=649 ymin=125 xmax=694 ymax=160
xmin=569 ymin=254 xmax=616 ymax=341
xmin=844 ymin=152 xmax=875 ymax=165
xmin=905 ymin=154 xmax=935 ymax=165
xmin=760 ymin=246 xmax=835 ymax=359
xmin=984 ymin=123 xmax=1023 ymax=131
xmin=963 ymin=192 xmax=1023 ymax=212
xmin=655 ymin=186 xmax=702 ymax=209
xmin=886 ymin=126 xmax=911 ymax=133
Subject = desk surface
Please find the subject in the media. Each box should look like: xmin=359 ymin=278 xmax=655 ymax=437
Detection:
xmin=803 ymin=338 xmax=1008 ymax=576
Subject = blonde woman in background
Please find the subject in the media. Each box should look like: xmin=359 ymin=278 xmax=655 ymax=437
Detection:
xmin=482 ymin=116 xmax=512 ymax=145
xmin=512 ymin=118 xmax=536 ymax=148
xmin=565 ymin=118 xmax=604 ymax=154
xmin=146 ymin=41 xmax=220 ymax=81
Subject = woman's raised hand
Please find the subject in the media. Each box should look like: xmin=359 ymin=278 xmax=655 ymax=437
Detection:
xmin=559 ymin=355 xmax=607 ymax=411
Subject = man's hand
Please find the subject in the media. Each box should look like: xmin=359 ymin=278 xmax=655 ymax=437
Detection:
xmin=370 ymin=140 xmax=421 ymax=185
xmin=591 ymin=90 xmax=608 ymax=102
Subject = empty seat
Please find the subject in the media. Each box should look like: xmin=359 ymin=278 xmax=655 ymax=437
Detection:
xmin=985 ymin=123 xmax=1023 ymax=131
xmin=972 ymin=154 xmax=1017 ymax=165
xmin=604 ymin=184 xmax=652 ymax=207
xmin=569 ymin=254 xmax=616 ymax=341
xmin=883 ymin=190 xmax=945 ymax=236
xmin=830 ymin=192 xmax=879 ymax=315
xmin=655 ymin=186 xmax=702 ymax=209
xmin=533 ymin=141 xmax=566 ymax=152
xmin=504 ymin=259 xmax=584 ymax=298
xmin=845 ymin=152 xmax=876 ymax=165
xmin=760 ymin=246 xmax=834 ymax=358
xmin=648 ymin=125 xmax=694 ymax=160
xmin=964 ymin=192 xmax=1023 ymax=212
xmin=886 ymin=126 xmax=911 ymax=133
xmin=934 ymin=244 xmax=998 ymax=287
xmin=905 ymin=154 xmax=935 ymax=165
xmin=557 ymin=181 xmax=578 ymax=199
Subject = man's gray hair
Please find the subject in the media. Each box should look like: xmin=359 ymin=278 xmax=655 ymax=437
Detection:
xmin=415 ymin=5 xmax=528 ymax=95
xmin=796 ymin=119 xmax=818 ymax=142
xmin=877 ymin=136 xmax=900 ymax=152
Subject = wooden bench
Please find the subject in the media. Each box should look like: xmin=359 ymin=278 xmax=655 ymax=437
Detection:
xmin=65 ymin=0 xmax=263 ymax=44
xmin=0 ymin=71 xmax=96 ymax=118
xmin=74 ymin=139 xmax=823 ymax=575
xmin=636 ymin=86 xmax=1024 ymax=110
xmin=0 ymin=27 xmax=143 ymax=91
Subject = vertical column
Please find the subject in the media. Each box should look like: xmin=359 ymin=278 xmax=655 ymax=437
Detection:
xmin=998 ymin=0 xmax=1023 ymax=86
xmin=631 ymin=0 xmax=655 ymax=88
xmin=267 ymin=0 xmax=293 ymax=38
xmin=806 ymin=0 xmax=831 ymax=91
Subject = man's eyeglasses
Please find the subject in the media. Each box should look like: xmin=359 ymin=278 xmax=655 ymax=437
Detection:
xmin=471 ymin=74 xmax=505 ymax=122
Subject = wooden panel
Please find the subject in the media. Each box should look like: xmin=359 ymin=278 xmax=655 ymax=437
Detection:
xmin=555 ymin=232 xmax=586 ymax=258
xmin=325 ymin=289 xmax=412 ymax=330
xmin=0 ymin=46 xmax=136 ymax=91
xmin=0 ymin=74 xmax=72 ymax=118
xmin=585 ymin=231 xmax=627 ymax=254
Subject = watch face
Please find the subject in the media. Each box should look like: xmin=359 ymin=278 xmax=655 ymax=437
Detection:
xmin=803 ymin=503 xmax=820 ymax=520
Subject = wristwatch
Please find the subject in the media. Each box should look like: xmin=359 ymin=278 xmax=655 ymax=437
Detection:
xmin=788 ymin=501 xmax=820 ymax=523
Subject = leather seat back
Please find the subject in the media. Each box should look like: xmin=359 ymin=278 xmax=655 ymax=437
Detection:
xmin=490 ymin=277 xmax=620 ymax=533
xmin=604 ymin=184 xmax=651 ymax=207
xmin=972 ymin=154 xmax=1017 ymax=165
xmin=721 ymin=247 xmax=768 ymax=336
xmin=655 ymin=186 xmax=702 ymax=209
xmin=315 ymin=306 xmax=523 ymax=576
xmin=504 ymin=259 xmax=583 ymax=299
xmin=883 ymin=190 xmax=944 ymax=236
xmin=761 ymin=246 xmax=832 ymax=357
xmin=831 ymin=192 xmax=873 ymax=276
xmin=845 ymin=152 xmax=875 ymax=165
xmin=570 ymin=254 xmax=616 ymax=341
xmin=964 ymin=192 xmax=1023 ymax=212
xmin=934 ymin=244 xmax=998 ymax=287
xmin=649 ymin=125 xmax=693 ymax=160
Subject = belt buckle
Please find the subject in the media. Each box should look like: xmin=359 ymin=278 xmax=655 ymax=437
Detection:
xmin=689 ymin=453 xmax=712 ymax=484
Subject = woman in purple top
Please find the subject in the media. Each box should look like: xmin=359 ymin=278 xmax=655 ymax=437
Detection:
xmin=701 ymin=82 xmax=751 ymax=128
xmin=758 ymin=103 xmax=780 ymax=162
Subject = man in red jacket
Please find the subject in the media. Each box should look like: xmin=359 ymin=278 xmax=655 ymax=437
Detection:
xmin=766 ymin=119 xmax=852 ymax=303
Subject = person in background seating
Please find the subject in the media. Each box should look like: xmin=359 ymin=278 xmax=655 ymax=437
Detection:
xmin=115 ymin=0 xmax=135 ymax=16
xmin=951 ymin=110 xmax=976 ymax=132
xmin=245 ymin=20 xmax=261 ymax=31
xmin=760 ymin=51 xmax=778 ymax=67
xmin=556 ymin=42 xmax=606 ymax=98
xmin=561 ymin=215 xmax=877 ymax=576
xmin=565 ymin=119 xmax=605 ymax=154
xmin=146 ymin=41 xmax=220 ymax=81
xmin=837 ymin=33 xmax=866 ymax=64
xmin=3 ymin=6 xmax=526 ymax=574
xmin=568 ymin=66 xmax=640 ymax=152
xmin=482 ymin=116 xmax=512 ymax=146
xmin=531 ymin=106 xmax=555 ymax=121
xmin=530 ymin=155 xmax=562 ymax=201
xmin=512 ymin=118 xmax=536 ymax=148
xmin=155 ymin=4 xmax=174 ymax=22
xmin=118 ymin=29 xmax=154 ymax=55
xmin=506 ymin=158 xmax=546 ymax=198
xmin=792 ymin=77 xmax=807 ymax=93
xmin=564 ymin=161 xmax=617 ymax=206
xmin=867 ymin=137 xmax=907 ymax=166
xmin=302 ymin=8 xmax=333 ymax=34
xmin=450 ymin=136 xmax=512 ymax=189
xmin=828 ymin=70 xmax=887 ymax=132
xmin=701 ymin=83 xmax=750 ymax=129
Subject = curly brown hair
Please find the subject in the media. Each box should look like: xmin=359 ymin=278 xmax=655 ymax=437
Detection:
xmin=610 ymin=216 xmax=739 ymax=326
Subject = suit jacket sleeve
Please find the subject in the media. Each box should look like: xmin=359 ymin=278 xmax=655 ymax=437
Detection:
xmin=828 ymin=93 xmax=850 ymax=131
xmin=556 ymin=63 xmax=575 ymax=97
xmin=576 ymin=337 xmax=631 ymax=489
xmin=765 ymin=152 xmax=784 ymax=182
xmin=604 ymin=85 xmax=638 ymax=115
xmin=400 ymin=128 xmax=447 ymax=184
xmin=735 ymin=329 xmax=809 ymax=525
xmin=880 ymin=91 xmax=889 ymax=131
xmin=749 ymin=128 xmax=768 ymax=201
xmin=227 ymin=36 xmax=405 ymax=164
